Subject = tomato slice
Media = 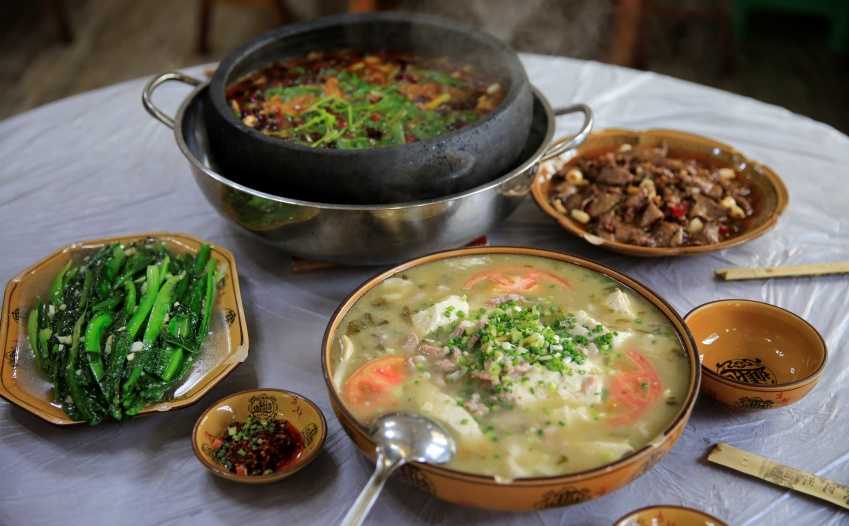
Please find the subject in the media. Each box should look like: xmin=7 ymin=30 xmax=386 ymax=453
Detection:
xmin=608 ymin=350 xmax=662 ymax=426
xmin=463 ymin=267 xmax=572 ymax=292
xmin=527 ymin=269 xmax=573 ymax=289
xmin=342 ymin=356 xmax=408 ymax=420
xmin=611 ymin=373 xmax=660 ymax=408
xmin=622 ymin=349 xmax=656 ymax=376
xmin=463 ymin=271 xmax=513 ymax=290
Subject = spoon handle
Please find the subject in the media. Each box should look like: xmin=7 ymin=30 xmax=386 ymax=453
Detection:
xmin=340 ymin=449 xmax=404 ymax=526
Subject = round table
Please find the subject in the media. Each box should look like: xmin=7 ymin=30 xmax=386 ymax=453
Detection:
xmin=1 ymin=54 xmax=847 ymax=526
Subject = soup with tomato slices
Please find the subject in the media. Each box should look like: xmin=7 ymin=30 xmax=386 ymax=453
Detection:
xmin=331 ymin=254 xmax=690 ymax=480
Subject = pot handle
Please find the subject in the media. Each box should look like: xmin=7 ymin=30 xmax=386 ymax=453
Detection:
xmin=142 ymin=71 xmax=203 ymax=129
xmin=540 ymin=103 xmax=594 ymax=162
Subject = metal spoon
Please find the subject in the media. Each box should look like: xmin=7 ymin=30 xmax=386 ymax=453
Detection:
xmin=340 ymin=413 xmax=456 ymax=526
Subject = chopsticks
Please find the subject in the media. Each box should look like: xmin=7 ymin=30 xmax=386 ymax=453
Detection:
xmin=708 ymin=443 xmax=849 ymax=510
xmin=715 ymin=261 xmax=849 ymax=281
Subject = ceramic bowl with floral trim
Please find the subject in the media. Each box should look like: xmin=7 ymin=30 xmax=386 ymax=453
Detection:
xmin=685 ymin=299 xmax=826 ymax=410
xmin=613 ymin=505 xmax=729 ymax=526
xmin=192 ymin=388 xmax=327 ymax=483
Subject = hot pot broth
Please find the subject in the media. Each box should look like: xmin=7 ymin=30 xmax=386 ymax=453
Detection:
xmin=333 ymin=255 xmax=689 ymax=480
xmin=225 ymin=50 xmax=504 ymax=149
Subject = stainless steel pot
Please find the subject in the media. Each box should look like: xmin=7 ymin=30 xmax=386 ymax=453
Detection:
xmin=143 ymin=72 xmax=592 ymax=265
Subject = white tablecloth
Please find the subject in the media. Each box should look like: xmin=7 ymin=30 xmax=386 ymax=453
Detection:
xmin=1 ymin=54 xmax=848 ymax=526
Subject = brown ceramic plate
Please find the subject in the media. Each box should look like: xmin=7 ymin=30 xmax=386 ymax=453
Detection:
xmin=531 ymin=128 xmax=789 ymax=257
xmin=0 ymin=232 xmax=249 ymax=425
xmin=192 ymin=388 xmax=327 ymax=483
xmin=613 ymin=505 xmax=729 ymax=526
xmin=322 ymin=246 xmax=701 ymax=511
xmin=685 ymin=299 xmax=826 ymax=410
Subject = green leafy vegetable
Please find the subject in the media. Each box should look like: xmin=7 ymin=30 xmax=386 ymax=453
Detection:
xmin=27 ymin=239 xmax=221 ymax=425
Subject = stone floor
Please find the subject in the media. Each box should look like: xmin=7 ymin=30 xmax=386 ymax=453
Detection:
xmin=1 ymin=0 xmax=847 ymax=133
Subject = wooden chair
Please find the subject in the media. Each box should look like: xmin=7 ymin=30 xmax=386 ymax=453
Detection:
xmin=609 ymin=0 xmax=735 ymax=71
xmin=197 ymin=0 xmax=294 ymax=55
xmin=347 ymin=1 xmax=399 ymax=13
xmin=348 ymin=0 xmax=379 ymax=12
xmin=732 ymin=0 xmax=849 ymax=53
xmin=46 ymin=0 xmax=73 ymax=43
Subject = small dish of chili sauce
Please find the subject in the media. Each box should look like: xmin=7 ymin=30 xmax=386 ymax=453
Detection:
xmin=210 ymin=416 xmax=305 ymax=476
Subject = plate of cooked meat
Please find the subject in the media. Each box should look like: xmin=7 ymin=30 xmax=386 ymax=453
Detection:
xmin=531 ymin=129 xmax=788 ymax=256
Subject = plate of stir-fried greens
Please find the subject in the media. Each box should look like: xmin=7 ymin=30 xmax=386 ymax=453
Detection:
xmin=0 ymin=233 xmax=249 ymax=425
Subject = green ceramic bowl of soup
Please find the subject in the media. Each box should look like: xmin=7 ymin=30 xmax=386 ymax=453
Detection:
xmin=322 ymin=247 xmax=700 ymax=511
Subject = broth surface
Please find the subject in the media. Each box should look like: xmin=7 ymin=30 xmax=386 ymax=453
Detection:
xmin=226 ymin=50 xmax=504 ymax=149
xmin=333 ymin=254 xmax=689 ymax=480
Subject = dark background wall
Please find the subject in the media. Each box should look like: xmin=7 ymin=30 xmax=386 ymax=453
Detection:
xmin=1 ymin=0 xmax=847 ymax=133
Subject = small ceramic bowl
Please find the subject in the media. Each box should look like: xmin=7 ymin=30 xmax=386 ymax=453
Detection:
xmin=531 ymin=128 xmax=789 ymax=257
xmin=192 ymin=388 xmax=327 ymax=483
xmin=685 ymin=299 xmax=827 ymax=410
xmin=613 ymin=505 xmax=728 ymax=526
xmin=0 ymin=232 xmax=249 ymax=425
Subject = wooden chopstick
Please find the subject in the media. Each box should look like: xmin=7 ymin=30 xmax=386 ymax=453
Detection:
xmin=715 ymin=261 xmax=849 ymax=281
xmin=708 ymin=443 xmax=849 ymax=510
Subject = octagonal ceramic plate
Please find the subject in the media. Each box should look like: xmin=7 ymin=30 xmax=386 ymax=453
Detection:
xmin=0 ymin=232 xmax=249 ymax=425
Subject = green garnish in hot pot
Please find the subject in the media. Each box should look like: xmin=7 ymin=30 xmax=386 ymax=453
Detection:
xmin=225 ymin=50 xmax=503 ymax=149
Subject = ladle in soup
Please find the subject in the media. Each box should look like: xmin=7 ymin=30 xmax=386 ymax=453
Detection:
xmin=340 ymin=413 xmax=456 ymax=526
